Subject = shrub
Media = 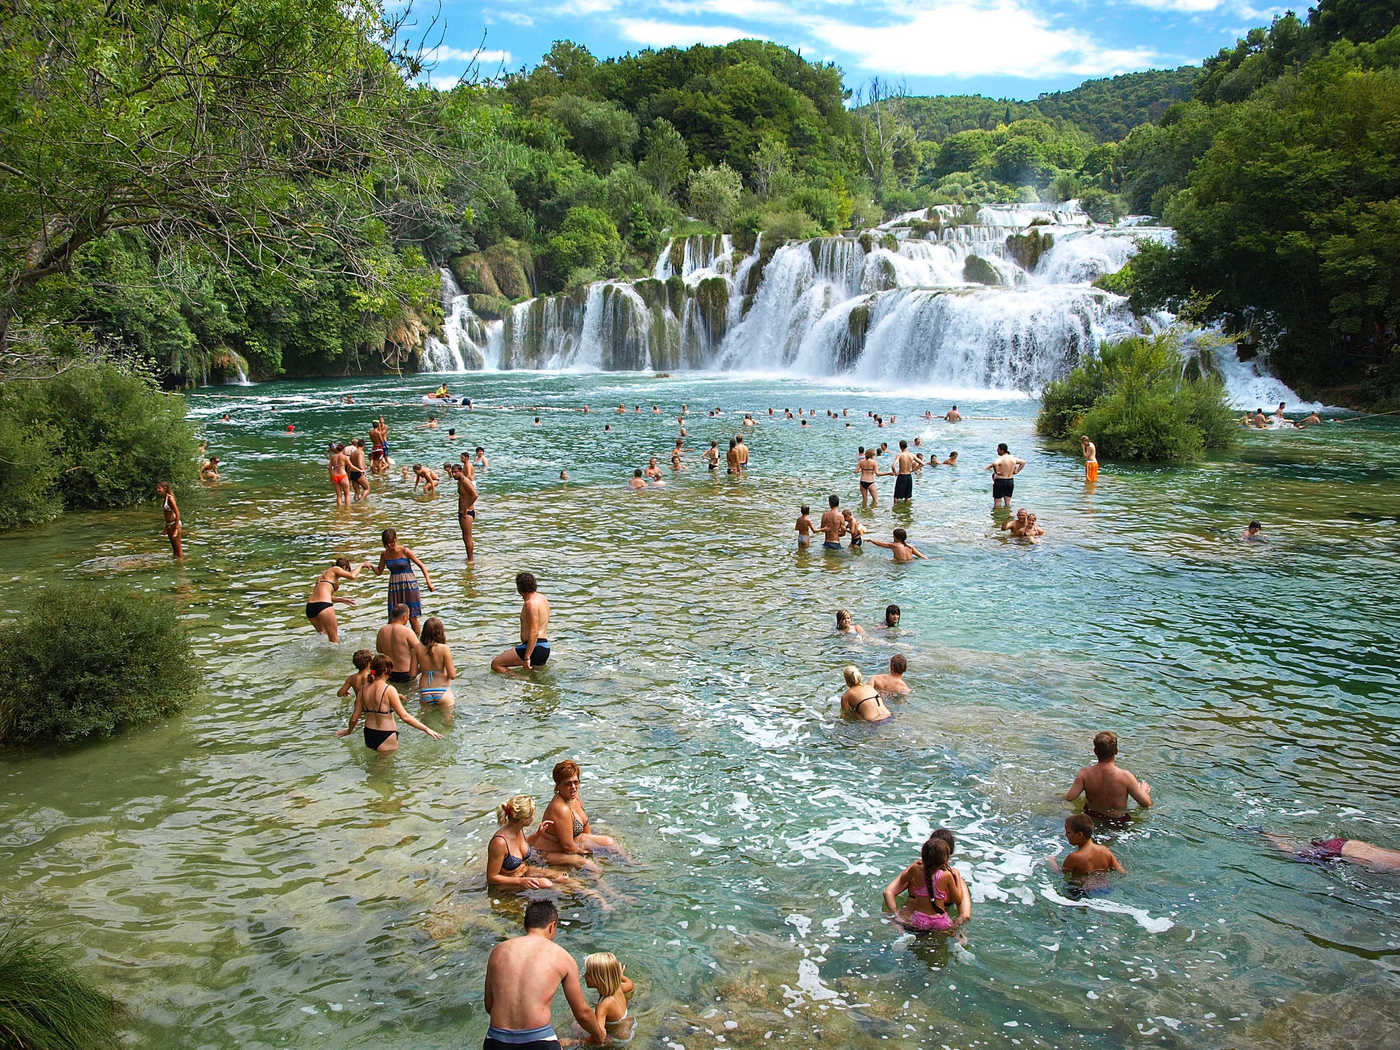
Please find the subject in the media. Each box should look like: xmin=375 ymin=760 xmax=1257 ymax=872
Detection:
xmin=1037 ymin=331 xmax=1237 ymax=464
xmin=0 ymin=363 xmax=198 ymax=528
xmin=0 ymin=927 xmax=123 ymax=1049
xmin=1078 ymin=188 xmax=1128 ymax=224
xmin=761 ymin=209 xmax=822 ymax=243
xmin=963 ymin=255 xmax=999 ymax=285
xmin=0 ymin=586 xmax=198 ymax=747
xmin=686 ymin=163 xmax=743 ymax=229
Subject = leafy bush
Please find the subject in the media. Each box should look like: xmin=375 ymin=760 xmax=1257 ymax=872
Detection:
xmin=761 ymin=209 xmax=822 ymax=243
xmin=0 ymin=586 xmax=198 ymax=747
xmin=1078 ymin=187 xmax=1128 ymax=224
xmin=1037 ymin=332 xmax=1237 ymax=464
xmin=686 ymin=163 xmax=743 ymax=228
xmin=0 ymin=363 xmax=198 ymax=527
xmin=0 ymin=927 xmax=122 ymax=1049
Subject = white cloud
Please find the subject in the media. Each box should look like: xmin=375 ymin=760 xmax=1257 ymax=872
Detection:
xmin=425 ymin=46 xmax=513 ymax=65
xmin=617 ymin=19 xmax=769 ymax=48
xmin=551 ymin=0 xmax=622 ymax=15
xmin=804 ymin=3 xmax=1161 ymax=79
xmin=495 ymin=11 xmax=536 ymax=26
xmin=428 ymin=74 xmax=465 ymax=90
xmin=655 ymin=0 xmax=794 ymax=19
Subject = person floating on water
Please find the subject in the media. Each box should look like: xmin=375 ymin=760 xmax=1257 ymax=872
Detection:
xmin=1064 ymin=731 xmax=1152 ymax=822
xmin=1260 ymin=832 xmax=1400 ymax=872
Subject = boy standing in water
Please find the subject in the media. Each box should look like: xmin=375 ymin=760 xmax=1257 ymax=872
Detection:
xmin=1055 ymin=813 xmax=1125 ymax=876
xmin=337 ymin=649 xmax=374 ymax=703
xmin=869 ymin=528 xmax=927 ymax=563
xmin=1063 ymin=731 xmax=1153 ymax=821
xmin=794 ymin=505 xmax=816 ymax=549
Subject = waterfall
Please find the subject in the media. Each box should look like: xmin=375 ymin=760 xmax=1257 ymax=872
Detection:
xmin=481 ymin=203 xmax=1296 ymax=399
xmin=424 ymin=266 xmax=501 ymax=372
xmin=231 ymin=363 xmax=251 ymax=386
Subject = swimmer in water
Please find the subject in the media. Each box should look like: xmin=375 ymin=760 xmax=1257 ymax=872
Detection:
xmin=486 ymin=795 xmax=602 ymax=904
xmin=944 ymin=405 xmax=962 ymax=422
xmin=795 ymin=505 xmax=816 ymax=549
xmin=841 ymin=509 xmax=865 ymax=550
xmin=1259 ymin=832 xmax=1400 ymax=873
xmin=1050 ymin=813 xmax=1125 ymax=877
xmin=644 ymin=457 xmax=664 ymax=482
xmin=1063 ymin=731 xmax=1152 ymax=821
xmin=875 ymin=604 xmax=900 ymax=631
xmin=1244 ymin=520 xmax=1265 ymax=541
xmin=577 ymin=952 xmax=635 ymax=1045
xmin=943 ymin=451 xmax=958 ymax=466
xmin=999 ymin=509 xmax=1030 ymax=536
xmin=869 ymin=528 xmax=927 ymax=562
xmin=882 ymin=835 xmax=958 ymax=932
xmin=627 ymin=469 xmax=646 ymax=491
xmin=869 ymin=653 xmax=910 ymax=697
xmin=835 ymin=609 xmax=865 ymax=637
xmin=840 ymin=665 xmax=891 ymax=722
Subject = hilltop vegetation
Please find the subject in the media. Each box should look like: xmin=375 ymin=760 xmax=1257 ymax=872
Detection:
xmin=0 ymin=0 xmax=1396 ymax=403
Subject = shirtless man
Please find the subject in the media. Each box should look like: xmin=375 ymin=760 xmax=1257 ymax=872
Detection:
xmin=869 ymin=528 xmax=927 ymax=562
xmin=1081 ymin=435 xmax=1098 ymax=483
xmin=1274 ymin=401 xmax=1288 ymax=425
xmin=855 ymin=448 xmax=883 ymax=507
xmin=943 ymin=451 xmax=958 ymax=466
xmin=892 ymin=440 xmax=919 ymax=503
xmin=735 ymin=435 xmax=750 ymax=470
xmin=795 ymin=505 xmax=816 ymax=549
xmin=155 ymin=481 xmax=183 ymax=560
xmin=644 ymin=457 xmax=664 ymax=482
xmin=725 ymin=439 xmax=740 ymax=475
xmin=348 ymin=440 xmax=369 ymax=501
xmin=999 ymin=509 xmax=1031 ymax=536
xmin=819 ymin=495 xmax=845 ymax=552
xmin=376 ymin=604 xmax=420 ymax=689
xmin=199 ymin=455 xmax=220 ymax=481
xmin=483 ymin=900 xmax=603 ymax=1050
xmin=944 ymin=405 xmax=962 ymax=422
xmin=870 ymin=654 xmax=910 ymax=697
xmin=491 ymin=572 xmax=551 ymax=672
xmin=1296 ymin=410 xmax=1322 ymax=428
xmin=450 ymin=464 xmax=478 ymax=562
xmin=1063 ymin=731 xmax=1152 ymax=821
xmin=426 ymin=415 xmax=439 ymax=430
xmin=412 ymin=464 xmax=439 ymax=494
xmin=701 ymin=441 xmax=719 ymax=472
xmin=627 ymin=469 xmax=646 ymax=490
xmin=986 ymin=443 xmax=1025 ymax=509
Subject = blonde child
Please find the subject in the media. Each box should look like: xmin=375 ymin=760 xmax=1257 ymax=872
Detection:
xmin=575 ymin=952 xmax=634 ymax=1045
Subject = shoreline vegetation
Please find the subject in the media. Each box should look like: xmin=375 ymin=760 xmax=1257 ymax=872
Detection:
xmin=0 ymin=927 xmax=123 ymax=1050
xmin=0 ymin=2 xmax=1395 ymax=405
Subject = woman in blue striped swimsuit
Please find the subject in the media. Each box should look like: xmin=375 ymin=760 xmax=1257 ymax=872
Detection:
xmin=417 ymin=617 xmax=456 ymax=712
xmin=372 ymin=528 xmax=433 ymax=635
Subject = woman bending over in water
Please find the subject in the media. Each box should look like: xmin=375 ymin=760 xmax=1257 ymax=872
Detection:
xmin=883 ymin=836 xmax=962 ymax=933
xmin=416 ymin=616 xmax=457 ymax=712
xmin=487 ymin=796 xmax=602 ymax=906
xmin=336 ymin=654 xmax=441 ymax=752
xmin=306 ymin=557 xmax=371 ymax=643
xmin=532 ymin=760 xmax=632 ymax=869
xmin=840 ymin=666 xmax=891 ymax=722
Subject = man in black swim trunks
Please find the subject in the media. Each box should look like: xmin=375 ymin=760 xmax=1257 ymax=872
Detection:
xmin=491 ymin=572 xmax=551 ymax=673
xmin=449 ymin=463 xmax=478 ymax=562
xmin=376 ymin=604 xmax=419 ymax=688
xmin=819 ymin=495 xmax=845 ymax=551
xmin=986 ymin=443 xmax=1025 ymax=509
xmin=892 ymin=440 xmax=919 ymax=503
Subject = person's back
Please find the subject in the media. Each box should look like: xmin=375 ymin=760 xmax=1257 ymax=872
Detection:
xmin=376 ymin=615 xmax=418 ymax=680
xmin=1065 ymin=731 xmax=1151 ymax=819
xmin=870 ymin=655 xmax=910 ymax=696
xmin=484 ymin=900 xmax=602 ymax=1049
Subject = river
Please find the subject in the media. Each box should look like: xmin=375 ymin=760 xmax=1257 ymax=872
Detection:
xmin=1 ymin=371 xmax=1397 ymax=1049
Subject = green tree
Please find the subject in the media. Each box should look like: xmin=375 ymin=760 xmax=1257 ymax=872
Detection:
xmin=687 ymin=163 xmax=743 ymax=228
xmin=639 ymin=119 xmax=691 ymax=197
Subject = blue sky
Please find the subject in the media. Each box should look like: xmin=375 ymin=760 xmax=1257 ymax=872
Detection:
xmin=418 ymin=0 xmax=1293 ymax=100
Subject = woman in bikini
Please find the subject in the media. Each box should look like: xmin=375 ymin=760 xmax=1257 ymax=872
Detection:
xmin=155 ymin=481 xmax=183 ymax=560
xmin=336 ymin=654 xmax=441 ymax=752
xmin=840 ymin=666 xmax=891 ymax=722
xmin=882 ymin=835 xmax=958 ymax=933
xmin=372 ymin=528 xmax=433 ymax=635
xmin=305 ymin=556 xmax=370 ymax=643
xmin=328 ymin=443 xmax=352 ymax=507
xmin=416 ymin=616 xmax=456 ymax=713
xmin=532 ymin=760 xmax=631 ymax=869
xmin=487 ymin=796 xmax=602 ymax=905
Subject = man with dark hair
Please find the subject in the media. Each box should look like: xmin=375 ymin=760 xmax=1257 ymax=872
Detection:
xmin=870 ymin=654 xmax=910 ymax=696
xmin=986 ymin=443 xmax=1025 ymax=509
xmin=449 ymin=463 xmax=478 ymax=562
xmin=1064 ymin=731 xmax=1153 ymax=821
xmin=819 ymin=495 xmax=844 ymax=551
xmin=892 ymin=439 xmax=919 ymax=502
xmin=376 ymin=605 xmax=419 ymax=686
xmin=491 ymin=572 xmax=551 ymax=673
xmin=483 ymin=900 xmax=603 ymax=1050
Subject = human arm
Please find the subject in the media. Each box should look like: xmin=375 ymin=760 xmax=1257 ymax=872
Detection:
xmin=332 ymin=594 xmax=357 ymax=607
xmin=1013 ymin=458 xmax=1026 ymax=474
xmin=389 ymin=691 xmax=442 ymax=739
xmin=337 ymin=675 xmax=355 ymax=698
xmin=882 ymin=867 xmax=910 ymax=911
xmin=412 ymin=472 xmax=422 ymax=491
xmin=486 ymin=836 xmax=552 ymax=890
xmin=336 ymin=697 xmax=364 ymax=737
xmin=909 ymin=545 xmax=928 ymax=560
xmin=545 ymin=799 xmax=583 ymax=854
xmin=407 ymin=548 xmax=434 ymax=591
xmin=442 ymin=648 xmax=456 ymax=682
xmin=372 ymin=551 xmax=387 ymax=575
xmin=1109 ymin=850 xmax=1127 ymax=873
xmin=562 ymin=956 xmax=606 ymax=1046
xmin=1127 ymin=775 xmax=1152 ymax=808
xmin=869 ymin=538 xmax=894 ymax=550
xmin=1063 ymin=770 xmax=1085 ymax=802
xmin=952 ymin=868 xmax=973 ymax=928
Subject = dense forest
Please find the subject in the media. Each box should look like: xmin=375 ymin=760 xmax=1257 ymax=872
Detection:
xmin=1 ymin=0 xmax=1397 ymax=403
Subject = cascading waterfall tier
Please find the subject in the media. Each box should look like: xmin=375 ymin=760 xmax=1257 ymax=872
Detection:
xmin=423 ymin=267 xmax=502 ymax=372
xmin=427 ymin=203 xmax=1285 ymax=395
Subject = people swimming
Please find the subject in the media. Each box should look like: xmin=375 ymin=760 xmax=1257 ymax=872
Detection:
xmin=835 ymin=609 xmax=865 ymax=637
xmin=869 ymin=528 xmax=927 ymax=562
xmin=882 ymin=835 xmax=960 ymax=932
xmin=870 ymin=654 xmax=910 ymax=697
xmin=840 ymin=665 xmax=891 ymax=722
xmin=1051 ymin=813 xmax=1125 ymax=877
xmin=1259 ymin=832 xmax=1400 ymax=872
xmin=1063 ymin=731 xmax=1153 ymax=821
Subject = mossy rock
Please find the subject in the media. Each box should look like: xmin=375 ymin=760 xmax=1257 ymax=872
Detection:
xmin=633 ymin=278 xmax=666 ymax=312
xmin=668 ymin=237 xmax=686 ymax=274
xmin=858 ymin=233 xmax=874 ymax=253
xmin=1006 ymin=229 xmax=1054 ymax=272
xmin=839 ymin=301 xmax=872 ymax=370
xmin=963 ymin=255 xmax=1000 ymax=285
xmin=694 ymin=276 xmax=730 ymax=343
xmin=483 ymin=241 xmax=534 ymax=299
xmin=880 ymin=233 xmax=899 ymax=252
xmin=450 ymin=253 xmax=498 ymax=297
xmin=865 ymin=254 xmax=898 ymax=292
xmin=466 ymin=294 xmax=509 ymax=321
xmin=908 ymin=219 xmax=935 ymax=238
xmin=664 ymin=275 xmax=687 ymax=315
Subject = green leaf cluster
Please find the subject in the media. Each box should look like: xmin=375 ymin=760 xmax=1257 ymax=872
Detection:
xmin=0 ymin=585 xmax=198 ymax=747
xmin=0 ymin=925 xmax=123 ymax=1048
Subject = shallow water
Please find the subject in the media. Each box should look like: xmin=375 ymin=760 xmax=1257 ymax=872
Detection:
xmin=1 ymin=372 xmax=1398 ymax=1049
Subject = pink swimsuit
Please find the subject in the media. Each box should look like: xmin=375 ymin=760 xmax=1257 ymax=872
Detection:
xmin=906 ymin=868 xmax=954 ymax=932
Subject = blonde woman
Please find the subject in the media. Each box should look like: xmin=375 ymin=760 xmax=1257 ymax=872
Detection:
xmin=416 ymin=616 xmax=456 ymax=712
xmin=840 ymin=666 xmax=891 ymax=722
xmin=580 ymin=952 xmax=635 ymax=1043
xmin=487 ymin=795 xmax=601 ymax=903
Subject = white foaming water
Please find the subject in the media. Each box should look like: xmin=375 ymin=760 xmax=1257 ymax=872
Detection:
xmin=1210 ymin=344 xmax=1320 ymax=410
xmin=432 ymin=206 xmax=1300 ymax=403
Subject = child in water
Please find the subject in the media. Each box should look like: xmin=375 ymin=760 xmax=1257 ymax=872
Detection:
xmin=337 ymin=649 xmax=373 ymax=703
xmin=795 ymin=505 xmax=815 ymax=548
xmin=564 ymin=952 xmax=635 ymax=1046
xmin=1054 ymin=813 xmax=1125 ymax=877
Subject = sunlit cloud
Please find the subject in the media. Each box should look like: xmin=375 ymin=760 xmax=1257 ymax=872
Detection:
xmin=425 ymin=46 xmax=513 ymax=65
xmin=617 ymin=19 xmax=770 ymax=48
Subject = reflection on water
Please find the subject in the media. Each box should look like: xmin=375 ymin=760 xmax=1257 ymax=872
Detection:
xmin=1 ymin=373 xmax=1398 ymax=1048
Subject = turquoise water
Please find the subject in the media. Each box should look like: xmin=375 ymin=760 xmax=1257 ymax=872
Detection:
xmin=1 ymin=372 xmax=1398 ymax=1048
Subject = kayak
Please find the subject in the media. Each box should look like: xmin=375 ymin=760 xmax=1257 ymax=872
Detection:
xmin=422 ymin=395 xmax=470 ymax=407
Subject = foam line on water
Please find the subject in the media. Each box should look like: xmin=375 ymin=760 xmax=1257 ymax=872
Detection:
xmin=1039 ymin=885 xmax=1174 ymax=933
